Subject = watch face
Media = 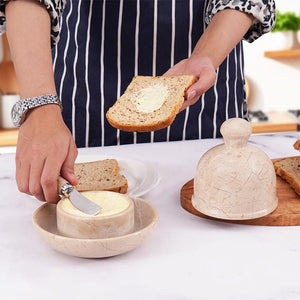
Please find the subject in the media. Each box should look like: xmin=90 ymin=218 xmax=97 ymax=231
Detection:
xmin=11 ymin=101 xmax=23 ymax=127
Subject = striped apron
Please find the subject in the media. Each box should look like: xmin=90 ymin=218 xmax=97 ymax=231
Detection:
xmin=52 ymin=0 xmax=246 ymax=148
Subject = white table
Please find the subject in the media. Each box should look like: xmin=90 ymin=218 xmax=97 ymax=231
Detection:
xmin=1 ymin=132 xmax=300 ymax=300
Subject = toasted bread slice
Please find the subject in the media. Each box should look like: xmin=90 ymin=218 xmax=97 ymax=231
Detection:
xmin=106 ymin=75 xmax=195 ymax=132
xmin=273 ymin=156 xmax=300 ymax=196
xmin=74 ymin=159 xmax=128 ymax=193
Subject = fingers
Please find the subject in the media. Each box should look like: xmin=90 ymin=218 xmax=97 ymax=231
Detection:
xmin=181 ymin=68 xmax=217 ymax=111
xmin=14 ymin=105 xmax=78 ymax=203
xmin=60 ymin=140 xmax=78 ymax=186
xmin=29 ymin=157 xmax=46 ymax=202
xmin=15 ymin=153 xmax=31 ymax=197
xmin=41 ymin=140 xmax=78 ymax=203
xmin=163 ymin=55 xmax=218 ymax=111
xmin=16 ymin=162 xmax=46 ymax=202
xmin=16 ymin=145 xmax=61 ymax=203
xmin=15 ymin=137 xmax=77 ymax=204
xmin=16 ymin=142 xmax=46 ymax=202
xmin=35 ymin=141 xmax=77 ymax=204
xmin=41 ymin=155 xmax=64 ymax=204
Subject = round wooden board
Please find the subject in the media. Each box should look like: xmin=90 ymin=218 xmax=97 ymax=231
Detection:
xmin=180 ymin=162 xmax=300 ymax=226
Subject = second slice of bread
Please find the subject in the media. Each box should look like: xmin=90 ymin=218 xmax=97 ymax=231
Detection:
xmin=273 ymin=156 xmax=300 ymax=196
xmin=106 ymin=75 xmax=195 ymax=132
xmin=74 ymin=159 xmax=128 ymax=193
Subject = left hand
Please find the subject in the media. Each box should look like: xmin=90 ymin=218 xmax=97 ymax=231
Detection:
xmin=164 ymin=55 xmax=217 ymax=111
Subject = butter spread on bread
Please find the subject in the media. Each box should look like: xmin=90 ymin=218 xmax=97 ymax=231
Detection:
xmin=134 ymin=83 xmax=169 ymax=113
xmin=106 ymin=75 xmax=195 ymax=132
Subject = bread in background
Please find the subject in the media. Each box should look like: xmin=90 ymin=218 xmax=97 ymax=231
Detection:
xmin=294 ymin=140 xmax=300 ymax=150
xmin=106 ymin=75 xmax=195 ymax=132
xmin=273 ymin=157 xmax=300 ymax=197
xmin=74 ymin=159 xmax=128 ymax=193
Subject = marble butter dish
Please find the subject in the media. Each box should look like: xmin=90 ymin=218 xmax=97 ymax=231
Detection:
xmin=32 ymin=196 xmax=158 ymax=258
xmin=57 ymin=191 xmax=135 ymax=239
xmin=192 ymin=118 xmax=278 ymax=220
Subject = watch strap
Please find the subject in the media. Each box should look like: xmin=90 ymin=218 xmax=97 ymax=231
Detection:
xmin=11 ymin=94 xmax=62 ymax=127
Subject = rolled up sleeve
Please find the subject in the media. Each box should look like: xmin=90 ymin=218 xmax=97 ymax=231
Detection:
xmin=0 ymin=0 xmax=66 ymax=47
xmin=205 ymin=0 xmax=276 ymax=43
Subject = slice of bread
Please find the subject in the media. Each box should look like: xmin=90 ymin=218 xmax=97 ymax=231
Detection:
xmin=106 ymin=75 xmax=195 ymax=132
xmin=294 ymin=140 xmax=300 ymax=150
xmin=273 ymin=156 xmax=300 ymax=196
xmin=74 ymin=159 xmax=128 ymax=193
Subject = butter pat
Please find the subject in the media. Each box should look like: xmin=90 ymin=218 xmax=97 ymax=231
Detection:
xmin=135 ymin=83 xmax=168 ymax=113
xmin=61 ymin=191 xmax=130 ymax=217
xmin=57 ymin=191 xmax=135 ymax=239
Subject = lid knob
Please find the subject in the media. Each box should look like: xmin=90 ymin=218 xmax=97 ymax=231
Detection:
xmin=220 ymin=118 xmax=252 ymax=148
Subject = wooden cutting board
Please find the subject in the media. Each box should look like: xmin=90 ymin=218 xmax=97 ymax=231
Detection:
xmin=180 ymin=158 xmax=300 ymax=226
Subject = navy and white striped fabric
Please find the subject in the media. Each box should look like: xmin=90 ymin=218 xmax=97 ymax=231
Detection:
xmin=0 ymin=0 xmax=276 ymax=147
xmin=53 ymin=0 xmax=246 ymax=147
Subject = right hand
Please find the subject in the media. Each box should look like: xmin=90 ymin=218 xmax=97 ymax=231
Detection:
xmin=164 ymin=55 xmax=217 ymax=112
xmin=15 ymin=104 xmax=78 ymax=203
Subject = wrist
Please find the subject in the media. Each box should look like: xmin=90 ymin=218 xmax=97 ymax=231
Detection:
xmin=26 ymin=103 xmax=62 ymax=123
xmin=11 ymin=94 xmax=62 ymax=127
xmin=190 ymin=48 xmax=219 ymax=70
xmin=188 ymin=54 xmax=216 ymax=73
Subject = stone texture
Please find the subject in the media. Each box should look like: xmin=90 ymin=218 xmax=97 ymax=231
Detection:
xmin=192 ymin=118 xmax=278 ymax=220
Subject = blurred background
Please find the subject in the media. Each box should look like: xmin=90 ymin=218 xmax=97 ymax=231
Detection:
xmin=244 ymin=0 xmax=300 ymax=111
xmin=244 ymin=0 xmax=300 ymax=130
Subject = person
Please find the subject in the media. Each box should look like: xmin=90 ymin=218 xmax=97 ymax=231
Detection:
xmin=0 ymin=0 xmax=275 ymax=203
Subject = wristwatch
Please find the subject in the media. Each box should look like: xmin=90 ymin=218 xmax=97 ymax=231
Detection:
xmin=11 ymin=94 xmax=62 ymax=127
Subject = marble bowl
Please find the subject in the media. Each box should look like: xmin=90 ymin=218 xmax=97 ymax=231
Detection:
xmin=56 ymin=191 xmax=135 ymax=239
xmin=32 ymin=197 xmax=158 ymax=258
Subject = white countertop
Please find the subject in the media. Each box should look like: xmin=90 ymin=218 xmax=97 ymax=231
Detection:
xmin=1 ymin=131 xmax=300 ymax=300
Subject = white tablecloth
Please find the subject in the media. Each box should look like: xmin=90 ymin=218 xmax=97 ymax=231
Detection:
xmin=1 ymin=131 xmax=300 ymax=300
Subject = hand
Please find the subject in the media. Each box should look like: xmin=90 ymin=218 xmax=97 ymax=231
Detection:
xmin=164 ymin=55 xmax=217 ymax=111
xmin=15 ymin=104 xmax=78 ymax=203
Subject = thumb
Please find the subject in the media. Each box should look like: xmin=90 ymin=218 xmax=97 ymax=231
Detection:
xmin=187 ymin=71 xmax=216 ymax=101
xmin=180 ymin=73 xmax=217 ymax=111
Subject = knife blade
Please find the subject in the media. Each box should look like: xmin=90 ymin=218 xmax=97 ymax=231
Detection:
xmin=57 ymin=176 xmax=101 ymax=215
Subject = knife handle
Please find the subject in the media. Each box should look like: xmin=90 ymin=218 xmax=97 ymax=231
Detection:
xmin=57 ymin=176 xmax=73 ymax=196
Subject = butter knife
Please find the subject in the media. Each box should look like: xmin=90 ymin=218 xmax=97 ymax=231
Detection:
xmin=57 ymin=176 xmax=101 ymax=215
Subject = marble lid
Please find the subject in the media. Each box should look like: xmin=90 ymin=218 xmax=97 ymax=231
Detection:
xmin=192 ymin=118 xmax=278 ymax=220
